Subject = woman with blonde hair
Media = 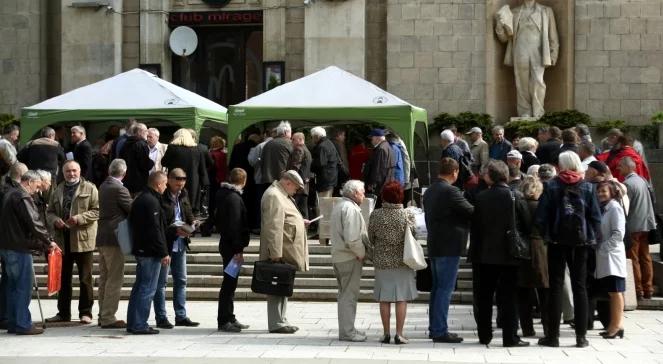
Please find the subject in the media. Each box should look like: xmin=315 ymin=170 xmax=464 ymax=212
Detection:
xmin=161 ymin=128 xmax=207 ymax=215
xmin=517 ymin=175 xmax=549 ymax=338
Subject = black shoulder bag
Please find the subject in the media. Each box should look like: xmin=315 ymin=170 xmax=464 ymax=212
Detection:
xmin=507 ymin=190 xmax=531 ymax=260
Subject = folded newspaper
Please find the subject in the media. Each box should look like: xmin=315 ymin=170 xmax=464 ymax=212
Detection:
xmin=496 ymin=5 xmax=513 ymax=35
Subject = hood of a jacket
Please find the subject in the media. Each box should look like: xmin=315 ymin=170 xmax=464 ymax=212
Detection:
xmin=219 ymin=182 xmax=243 ymax=195
xmin=558 ymin=170 xmax=583 ymax=185
xmin=27 ymin=137 xmax=60 ymax=147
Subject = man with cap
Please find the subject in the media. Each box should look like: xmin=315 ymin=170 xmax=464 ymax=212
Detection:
xmin=363 ymin=129 xmax=395 ymax=199
xmin=467 ymin=127 xmax=489 ymax=174
xmin=506 ymin=150 xmax=525 ymax=190
xmin=259 ymin=170 xmax=310 ymax=333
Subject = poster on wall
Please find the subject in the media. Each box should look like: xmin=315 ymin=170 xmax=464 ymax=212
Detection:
xmin=263 ymin=62 xmax=285 ymax=92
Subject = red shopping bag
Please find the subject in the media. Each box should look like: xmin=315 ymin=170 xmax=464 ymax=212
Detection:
xmin=47 ymin=249 xmax=62 ymax=296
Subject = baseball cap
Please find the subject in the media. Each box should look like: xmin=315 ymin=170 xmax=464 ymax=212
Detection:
xmin=465 ymin=127 xmax=483 ymax=135
xmin=367 ymin=129 xmax=386 ymax=137
xmin=506 ymin=150 xmax=522 ymax=160
xmin=281 ymin=170 xmax=304 ymax=189
xmin=588 ymin=160 xmax=609 ymax=174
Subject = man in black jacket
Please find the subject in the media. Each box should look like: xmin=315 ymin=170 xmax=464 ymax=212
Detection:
xmin=119 ymin=123 xmax=154 ymax=194
xmin=126 ymin=171 xmax=169 ymax=335
xmin=0 ymin=170 xmax=58 ymax=335
xmin=423 ymin=158 xmax=474 ymax=343
xmin=470 ymin=160 xmax=531 ymax=348
xmin=215 ymin=168 xmax=250 ymax=332
xmin=153 ymin=168 xmax=199 ymax=329
xmin=18 ymin=127 xmax=65 ymax=179
xmin=536 ymin=126 xmax=562 ymax=165
xmin=311 ymin=126 xmax=338 ymax=198
xmin=69 ymin=126 xmax=93 ymax=180
xmin=363 ymin=129 xmax=395 ymax=198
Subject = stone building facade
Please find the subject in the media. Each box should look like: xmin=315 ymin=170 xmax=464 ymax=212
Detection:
xmin=1 ymin=0 xmax=663 ymax=125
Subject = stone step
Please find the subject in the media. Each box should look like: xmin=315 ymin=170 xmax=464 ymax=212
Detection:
xmin=30 ymin=286 xmax=475 ymax=304
xmin=33 ymin=262 xmax=474 ymax=280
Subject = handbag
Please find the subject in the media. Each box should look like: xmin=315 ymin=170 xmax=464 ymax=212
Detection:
xmin=507 ymin=190 xmax=531 ymax=260
xmin=114 ymin=218 xmax=133 ymax=255
xmin=251 ymin=260 xmax=297 ymax=297
xmin=47 ymin=249 xmax=63 ymax=296
xmin=403 ymin=223 xmax=427 ymax=271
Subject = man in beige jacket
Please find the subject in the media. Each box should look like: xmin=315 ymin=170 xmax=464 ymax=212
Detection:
xmin=331 ymin=180 xmax=368 ymax=342
xmin=45 ymin=160 xmax=99 ymax=324
xmin=260 ymin=170 xmax=309 ymax=333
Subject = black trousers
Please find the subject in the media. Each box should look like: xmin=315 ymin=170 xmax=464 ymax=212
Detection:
xmin=295 ymin=193 xmax=308 ymax=219
xmin=475 ymin=264 xmax=520 ymax=345
xmin=217 ymin=250 xmax=239 ymax=326
xmin=57 ymin=234 xmax=94 ymax=319
xmin=517 ymin=287 xmax=549 ymax=336
xmin=546 ymin=244 xmax=590 ymax=338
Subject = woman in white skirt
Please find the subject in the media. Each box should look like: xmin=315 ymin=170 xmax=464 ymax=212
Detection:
xmin=368 ymin=181 xmax=417 ymax=344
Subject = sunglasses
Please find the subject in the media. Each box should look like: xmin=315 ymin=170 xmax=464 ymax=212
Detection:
xmin=172 ymin=176 xmax=187 ymax=181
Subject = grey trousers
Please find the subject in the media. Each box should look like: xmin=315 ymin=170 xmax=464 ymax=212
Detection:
xmin=267 ymin=295 xmax=289 ymax=331
xmin=333 ymin=259 xmax=363 ymax=339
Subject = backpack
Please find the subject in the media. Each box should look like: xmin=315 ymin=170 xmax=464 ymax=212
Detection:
xmin=556 ymin=183 xmax=588 ymax=245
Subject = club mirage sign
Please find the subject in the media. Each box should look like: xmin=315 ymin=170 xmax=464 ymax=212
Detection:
xmin=168 ymin=10 xmax=263 ymax=26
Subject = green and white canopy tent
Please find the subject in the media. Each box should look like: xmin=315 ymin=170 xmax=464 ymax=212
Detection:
xmin=20 ymin=68 xmax=227 ymax=143
xmin=228 ymin=66 xmax=428 ymax=157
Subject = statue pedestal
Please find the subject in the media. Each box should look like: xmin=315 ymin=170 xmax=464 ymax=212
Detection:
xmin=510 ymin=116 xmax=541 ymax=123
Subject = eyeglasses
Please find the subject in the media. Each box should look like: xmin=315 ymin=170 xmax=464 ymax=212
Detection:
xmin=172 ymin=176 xmax=187 ymax=181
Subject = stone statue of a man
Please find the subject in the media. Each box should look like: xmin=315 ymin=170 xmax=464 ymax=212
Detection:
xmin=495 ymin=0 xmax=559 ymax=118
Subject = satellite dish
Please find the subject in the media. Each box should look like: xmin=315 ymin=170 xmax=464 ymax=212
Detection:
xmin=169 ymin=26 xmax=198 ymax=57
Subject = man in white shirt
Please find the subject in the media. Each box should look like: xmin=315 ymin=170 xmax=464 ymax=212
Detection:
xmin=579 ymin=141 xmax=597 ymax=172
xmin=147 ymin=128 xmax=167 ymax=172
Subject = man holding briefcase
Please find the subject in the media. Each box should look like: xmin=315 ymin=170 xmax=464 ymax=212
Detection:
xmin=259 ymin=170 xmax=310 ymax=334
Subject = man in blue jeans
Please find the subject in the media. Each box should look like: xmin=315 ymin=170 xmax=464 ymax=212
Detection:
xmin=0 ymin=170 xmax=58 ymax=335
xmin=423 ymin=158 xmax=474 ymax=343
xmin=153 ymin=168 xmax=199 ymax=328
xmin=127 ymin=171 xmax=169 ymax=334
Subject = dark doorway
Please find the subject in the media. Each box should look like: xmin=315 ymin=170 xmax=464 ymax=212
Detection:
xmin=173 ymin=27 xmax=263 ymax=106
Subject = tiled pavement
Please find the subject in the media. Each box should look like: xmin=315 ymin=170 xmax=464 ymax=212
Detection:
xmin=1 ymin=300 xmax=663 ymax=363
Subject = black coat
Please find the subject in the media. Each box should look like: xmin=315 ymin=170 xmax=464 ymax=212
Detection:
xmin=215 ymin=183 xmax=250 ymax=255
xmin=536 ymin=138 xmax=561 ymax=165
xmin=161 ymin=144 xmax=207 ymax=215
xmin=228 ymin=139 xmax=257 ymax=188
xmin=17 ymin=137 xmax=65 ymax=178
xmin=161 ymin=187 xmax=195 ymax=252
xmin=552 ymin=143 xmax=579 ymax=166
xmin=119 ymin=136 xmax=154 ymax=194
xmin=311 ymin=137 xmax=339 ymax=192
xmin=423 ymin=179 xmax=474 ymax=257
xmin=70 ymin=139 xmax=93 ymax=180
xmin=130 ymin=187 xmax=168 ymax=258
xmin=261 ymin=137 xmax=292 ymax=183
xmin=521 ymin=151 xmax=540 ymax=173
xmin=363 ymin=140 xmax=395 ymax=193
xmin=470 ymin=184 xmax=531 ymax=266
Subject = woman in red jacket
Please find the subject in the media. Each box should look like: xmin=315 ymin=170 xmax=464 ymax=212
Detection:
xmin=597 ymin=135 xmax=650 ymax=182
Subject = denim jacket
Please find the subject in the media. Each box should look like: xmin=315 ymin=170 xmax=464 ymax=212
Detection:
xmin=535 ymin=177 xmax=602 ymax=246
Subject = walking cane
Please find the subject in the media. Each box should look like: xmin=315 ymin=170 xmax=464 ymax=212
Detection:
xmin=32 ymin=264 xmax=46 ymax=329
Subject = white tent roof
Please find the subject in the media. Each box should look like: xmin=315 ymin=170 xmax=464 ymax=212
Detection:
xmin=26 ymin=68 xmax=227 ymax=112
xmin=237 ymin=66 xmax=414 ymax=108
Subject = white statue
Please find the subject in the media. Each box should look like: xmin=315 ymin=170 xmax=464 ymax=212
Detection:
xmin=495 ymin=0 xmax=559 ymax=118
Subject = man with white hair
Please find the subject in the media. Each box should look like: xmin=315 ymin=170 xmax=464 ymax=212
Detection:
xmin=261 ymin=121 xmax=293 ymax=185
xmin=147 ymin=128 xmax=167 ymax=172
xmin=69 ymin=126 xmax=94 ymax=180
xmin=331 ymin=180 xmax=368 ymax=342
xmin=518 ymin=137 xmax=540 ymax=173
xmin=536 ymin=151 xmax=601 ymax=348
xmin=96 ymin=159 xmax=132 ymax=328
xmin=619 ymin=157 xmax=657 ymax=300
xmin=440 ymin=130 xmax=465 ymax=188
xmin=311 ymin=126 xmax=339 ymax=199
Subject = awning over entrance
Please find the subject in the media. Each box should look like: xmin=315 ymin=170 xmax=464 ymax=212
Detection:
xmin=227 ymin=66 xmax=428 ymax=158
xmin=20 ymin=68 xmax=228 ymax=143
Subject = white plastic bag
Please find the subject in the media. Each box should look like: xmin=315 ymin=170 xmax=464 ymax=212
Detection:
xmin=403 ymin=226 xmax=427 ymax=271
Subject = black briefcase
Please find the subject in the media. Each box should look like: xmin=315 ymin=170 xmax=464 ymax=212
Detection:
xmin=251 ymin=260 xmax=297 ymax=297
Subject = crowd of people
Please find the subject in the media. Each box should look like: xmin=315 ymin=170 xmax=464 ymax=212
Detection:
xmin=0 ymin=119 xmax=658 ymax=351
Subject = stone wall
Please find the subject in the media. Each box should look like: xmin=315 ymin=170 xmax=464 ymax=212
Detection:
xmin=0 ymin=0 xmax=45 ymax=115
xmin=286 ymin=0 xmax=304 ymax=82
xmin=122 ymin=0 xmax=140 ymax=71
xmin=386 ymin=0 xmax=487 ymax=120
xmin=574 ymin=0 xmax=663 ymax=125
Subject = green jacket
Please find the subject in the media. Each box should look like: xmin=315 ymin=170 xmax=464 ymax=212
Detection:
xmin=47 ymin=178 xmax=99 ymax=253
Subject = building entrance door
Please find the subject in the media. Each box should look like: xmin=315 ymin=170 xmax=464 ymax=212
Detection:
xmin=173 ymin=26 xmax=263 ymax=107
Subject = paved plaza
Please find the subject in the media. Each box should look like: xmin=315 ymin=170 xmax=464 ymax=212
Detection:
xmin=1 ymin=300 xmax=663 ymax=364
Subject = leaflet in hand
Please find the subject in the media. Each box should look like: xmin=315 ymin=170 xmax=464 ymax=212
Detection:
xmin=224 ymin=257 xmax=242 ymax=278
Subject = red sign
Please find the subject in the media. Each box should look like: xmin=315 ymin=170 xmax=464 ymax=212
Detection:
xmin=168 ymin=11 xmax=263 ymax=26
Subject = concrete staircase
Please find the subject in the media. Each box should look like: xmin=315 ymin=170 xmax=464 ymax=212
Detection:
xmin=32 ymin=236 xmax=474 ymax=303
